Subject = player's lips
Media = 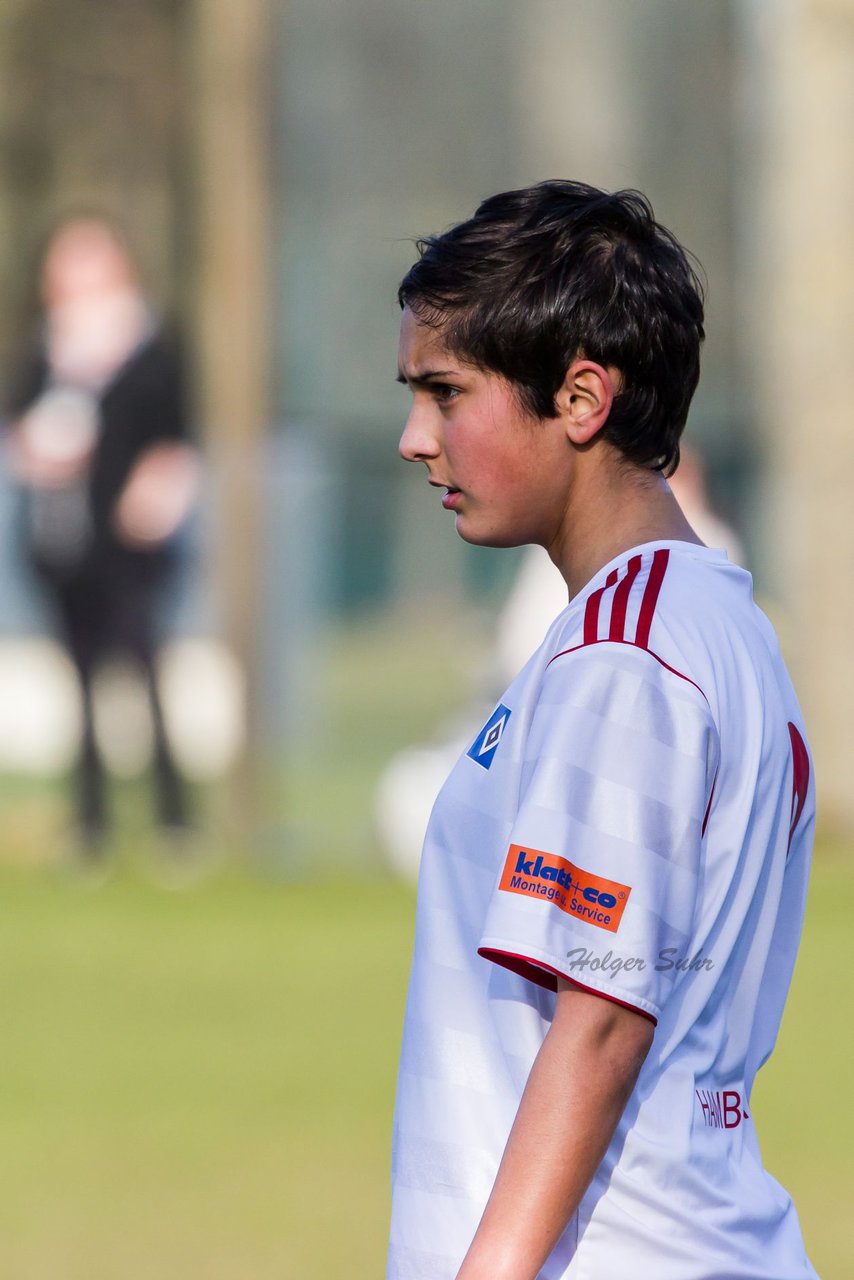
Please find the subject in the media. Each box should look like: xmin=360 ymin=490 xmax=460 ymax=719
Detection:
xmin=429 ymin=479 xmax=463 ymax=510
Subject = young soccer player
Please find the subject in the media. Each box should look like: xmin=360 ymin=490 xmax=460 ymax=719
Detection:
xmin=389 ymin=182 xmax=817 ymax=1280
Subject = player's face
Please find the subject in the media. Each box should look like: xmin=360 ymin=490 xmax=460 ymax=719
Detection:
xmin=397 ymin=307 xmax=574 ymax=549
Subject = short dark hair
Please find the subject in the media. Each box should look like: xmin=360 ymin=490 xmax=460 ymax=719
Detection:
xmin=398 ymin=180 xmax=705 ymax=475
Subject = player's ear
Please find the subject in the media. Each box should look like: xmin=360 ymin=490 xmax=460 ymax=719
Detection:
xmin=559 ymin=359 xmax=619 ymax=445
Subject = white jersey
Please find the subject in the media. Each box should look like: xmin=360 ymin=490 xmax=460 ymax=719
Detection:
xmin=388 ymin=540 xmax=816 ymax=1280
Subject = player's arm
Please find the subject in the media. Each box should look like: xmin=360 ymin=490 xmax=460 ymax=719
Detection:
xmin=455 ymin=979 xmax=654 ymax=1280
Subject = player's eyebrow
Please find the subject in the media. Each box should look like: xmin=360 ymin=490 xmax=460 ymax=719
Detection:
xmin=396 ymin=368 xmax=458 ymax=387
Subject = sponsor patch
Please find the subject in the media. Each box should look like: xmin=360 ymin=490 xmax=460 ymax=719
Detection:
xmin=499 ymin=844 xmax=631 ymax=933
xmin=467 ymin=703 xmax=512 ymax=770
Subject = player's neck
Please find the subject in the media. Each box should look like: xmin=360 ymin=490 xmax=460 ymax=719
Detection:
xmin=548 ymin=451 xmax=703 ymax=600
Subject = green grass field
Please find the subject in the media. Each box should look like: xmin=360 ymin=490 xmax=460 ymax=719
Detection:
xmin=0 ymin=613 xmax=849 ymax=1277
xmin=0 ymin=853 xmax=850 ymax=1278
xmin=0 ymin=866 xmax=414 ymax=1279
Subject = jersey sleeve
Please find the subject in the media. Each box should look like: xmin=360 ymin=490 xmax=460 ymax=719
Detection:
xmin=477 ymin=642 xmax=720 ymax=1023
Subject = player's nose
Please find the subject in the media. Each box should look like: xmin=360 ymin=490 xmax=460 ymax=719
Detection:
xmin=399 ymin=404 xmax=440 ymax=463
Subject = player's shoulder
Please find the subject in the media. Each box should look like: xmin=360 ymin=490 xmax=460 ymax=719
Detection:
xmin=546 ymin=541 xmax=765 ymax=714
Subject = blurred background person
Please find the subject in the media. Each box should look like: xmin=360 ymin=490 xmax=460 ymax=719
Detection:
xmin=4 ymin=215 xmax=199 ymax=858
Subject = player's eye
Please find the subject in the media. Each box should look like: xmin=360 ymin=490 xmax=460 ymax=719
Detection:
xmin=432 ymin=383 xmax=460 ymax=404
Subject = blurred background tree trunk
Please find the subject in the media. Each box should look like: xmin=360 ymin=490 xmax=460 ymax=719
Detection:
xmin=190 ymin=0 xmax=272 ymax=847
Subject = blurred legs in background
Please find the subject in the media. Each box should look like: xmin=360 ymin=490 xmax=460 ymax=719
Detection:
xmin=55 ymin=569 xmax=188 ymax=851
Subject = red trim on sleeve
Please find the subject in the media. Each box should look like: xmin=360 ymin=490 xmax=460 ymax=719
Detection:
xmin=609 ymin=554 xmax=643 ymax=642
xmin=634 ymin=548 xmax=670 ymax=649
xmin=477 ymin=946 xmax=658 ymax=1025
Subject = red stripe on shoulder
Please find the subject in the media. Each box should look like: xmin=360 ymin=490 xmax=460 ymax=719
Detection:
xmin=609 ymin=554 xmax=643 ymax=642
xmin=634 ymin=548 xmax=670 ymax=649
xmin=583 ymin=567 xmax=619 ymax=644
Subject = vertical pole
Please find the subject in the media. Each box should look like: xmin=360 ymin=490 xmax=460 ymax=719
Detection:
xmin=746 ymin=0 xmax=854 ymax=832
xmin=190 ymin=0 xmax=272 ymax=847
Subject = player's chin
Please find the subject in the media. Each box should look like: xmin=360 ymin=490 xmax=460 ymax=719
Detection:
xmin=454 ymin=514 xmax=533 ymax=549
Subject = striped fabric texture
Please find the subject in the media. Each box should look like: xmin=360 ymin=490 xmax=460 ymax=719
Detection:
xmin=389 ymin=541 xmax=817 ymax=1280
